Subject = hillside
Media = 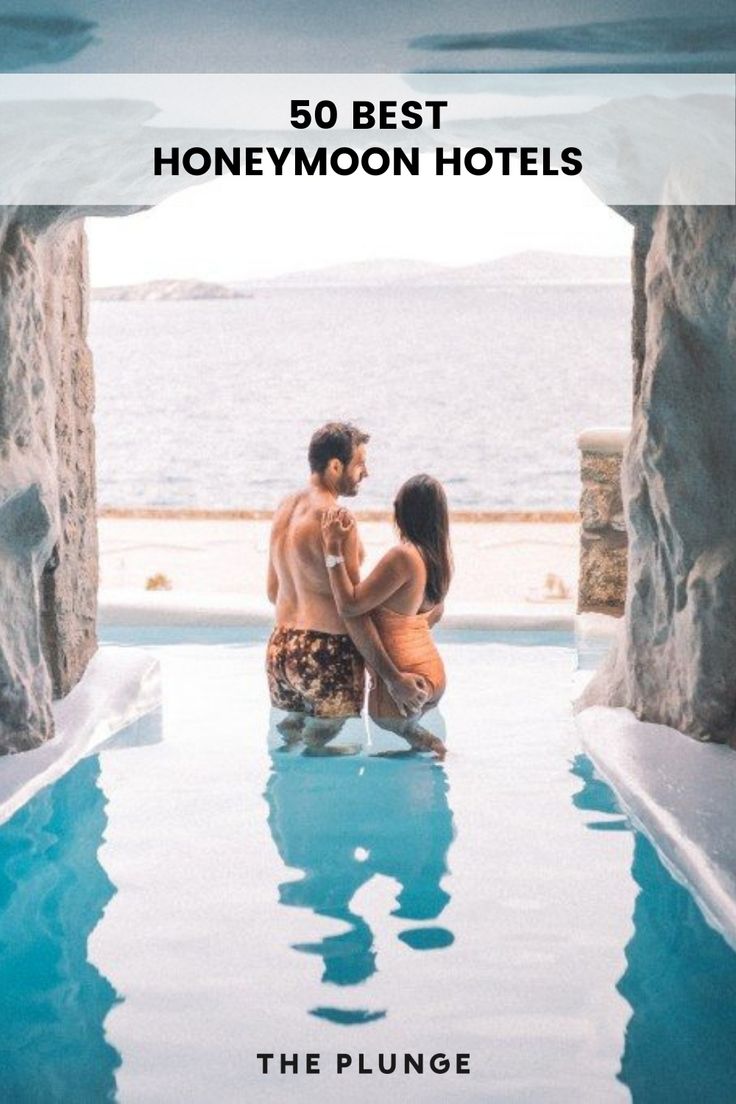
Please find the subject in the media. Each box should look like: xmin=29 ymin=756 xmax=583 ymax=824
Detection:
xmin=93 ymin=279 xmax=251 ymax=301
xmin=234 ymin=251 xmax=629 ymax=290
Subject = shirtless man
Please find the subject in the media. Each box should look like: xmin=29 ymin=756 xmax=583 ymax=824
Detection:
xmin=266 ymin=422 xmax=428 ymax=740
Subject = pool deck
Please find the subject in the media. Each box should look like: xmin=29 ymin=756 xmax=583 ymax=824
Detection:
xmin=98 ymin=514 xmax=578 ymax=626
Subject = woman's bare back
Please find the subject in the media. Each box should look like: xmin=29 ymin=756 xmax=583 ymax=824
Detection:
xmin=379 ymin=542 xmax=431 ymax=616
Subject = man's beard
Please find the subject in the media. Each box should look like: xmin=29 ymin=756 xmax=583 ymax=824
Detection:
xmin=338 ymin=475 xmax=360 ymax=497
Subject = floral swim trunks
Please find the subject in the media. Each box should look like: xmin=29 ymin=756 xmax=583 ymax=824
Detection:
xmin=266 ymin=627 xmax=365 ymax=718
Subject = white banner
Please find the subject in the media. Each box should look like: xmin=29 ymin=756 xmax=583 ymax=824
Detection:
xmin=0 ymin=72 xmax=733 ymax=205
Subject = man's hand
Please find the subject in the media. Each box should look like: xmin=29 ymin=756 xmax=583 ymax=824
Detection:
xmin=386 ymin=671 xmax=430 ymax=717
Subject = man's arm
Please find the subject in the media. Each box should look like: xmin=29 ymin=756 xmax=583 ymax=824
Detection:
xmin=268 ymin=496 xmax=298 ymax=605
xmin=267 ymin=556 xmax=278 ymax=604
xmin=266 ymin=530 xmax=279 ymax=604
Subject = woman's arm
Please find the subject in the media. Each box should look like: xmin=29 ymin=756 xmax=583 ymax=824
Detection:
xmin=332 ymin=510 xmax=428 ymax=716
xmin=321 ymin=508 xmax=409 ymax=617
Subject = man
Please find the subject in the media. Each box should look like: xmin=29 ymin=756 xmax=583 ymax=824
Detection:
xmin=266 ymin=421 xmax=427 ymax=740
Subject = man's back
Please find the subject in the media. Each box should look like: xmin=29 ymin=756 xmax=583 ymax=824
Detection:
xmin=270 ymin=487 xmax=353 ymax=633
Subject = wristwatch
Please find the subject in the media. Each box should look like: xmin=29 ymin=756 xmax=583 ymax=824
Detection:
xmin=325 ymin=553 xmax=345 ymax=569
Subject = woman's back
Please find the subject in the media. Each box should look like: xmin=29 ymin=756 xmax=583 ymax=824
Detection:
xmin=379 ymin=542 xmax=432 ymax=616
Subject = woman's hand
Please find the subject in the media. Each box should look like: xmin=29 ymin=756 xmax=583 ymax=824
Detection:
xmin=321 ymin=506 xmax=354 ymax=554
xmin=386 ymin=672 xmax=430 ymax=717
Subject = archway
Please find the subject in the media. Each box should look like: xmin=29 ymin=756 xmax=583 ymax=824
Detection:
xmin=2 ymin=199 xmax=733 ymax=750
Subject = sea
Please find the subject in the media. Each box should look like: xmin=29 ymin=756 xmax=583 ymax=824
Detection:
xmin=89 ymin=283 xmax=632 ymax=512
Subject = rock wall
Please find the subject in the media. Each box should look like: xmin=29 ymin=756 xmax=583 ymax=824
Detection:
xmin=630 ymin=217 xmax=654 ymax=405
xmin=578 ymin=428 xmax=628 ymax=615
xmin=0 ymin=208 xmax=95 ymax=751
xmin=578 ymin=205 xmax=736 ymax=744
xmin=39 ymin=221 xmax=98 ymax=698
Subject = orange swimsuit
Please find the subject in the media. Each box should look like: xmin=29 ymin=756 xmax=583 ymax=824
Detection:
xmin=370 ymin=605 xmax=446 ymax=719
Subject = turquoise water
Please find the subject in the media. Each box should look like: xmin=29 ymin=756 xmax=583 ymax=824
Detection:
xmin=1 ymin=633 xmax=736 ymax=1101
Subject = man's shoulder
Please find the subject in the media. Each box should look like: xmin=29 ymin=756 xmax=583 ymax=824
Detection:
xmin=276 ymin=488 xmax=305 ymax=508
xmin=272 ymin=489 xmax=330 ymax=543
xmin=273 ymin=489 xmax=307 ymax=520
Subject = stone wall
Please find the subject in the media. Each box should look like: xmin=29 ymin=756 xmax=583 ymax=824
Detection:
xmin=578 ymin=205 xmax=736 ymax=745
xmin=578 ymin=428 xmax=629 ymax=616
xmin=39 ymin=221 xmax=98 ymax=698
xmin=0 ymin=208 xmax=97 ymax=751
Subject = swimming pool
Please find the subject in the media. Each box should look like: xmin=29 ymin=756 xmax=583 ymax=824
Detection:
xmin=1 ymin=628 xmax=735 ymax=1102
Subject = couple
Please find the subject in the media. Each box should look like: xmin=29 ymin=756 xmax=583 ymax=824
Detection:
xmin=266 ymin=421 xmax=452 ymax=756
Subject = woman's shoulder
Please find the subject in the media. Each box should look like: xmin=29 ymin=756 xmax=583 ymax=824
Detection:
xmin=376 ymin=542 xmax=419 ymax=573
xmin=391 ymin=541 xmax=426 ymax=576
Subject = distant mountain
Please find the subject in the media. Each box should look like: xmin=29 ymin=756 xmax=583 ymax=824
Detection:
xmin=233 ymin=258 xmax=446 ymax=290
xmin=233 ymin=252 xmax=629 ymax=291
xmin=413 ymin=251 xmax=630 ymax=287
xmin=92 ymin=278 xmax=251 ymax=301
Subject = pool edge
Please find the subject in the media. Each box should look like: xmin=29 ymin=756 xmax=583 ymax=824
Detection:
xmin=0 ymin=647 xmax=161 ymax=828
xmin=577 ymin=704 xmax=736 ymax=953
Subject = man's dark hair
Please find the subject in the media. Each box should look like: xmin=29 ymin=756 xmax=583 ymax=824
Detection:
xmin=308 ymin=422 xmax=370 ymax=474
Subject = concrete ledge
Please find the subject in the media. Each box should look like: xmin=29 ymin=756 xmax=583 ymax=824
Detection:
xmin=441 ymin=601 xmax=574 ymax=632
xmin=98 ymin=588 xmax=575 ymax=634
xmin=99 ymin=506 xmax=579 ymax=524
xmin=577 ymin=426 xmax=630 ymax=455
xmin=577 ymin=705 xmax=736 ymax=952
xmin=99 ymin=588 xmax=273 ymax=628
xmin=0 ymin=646 xmax=161 ymax=828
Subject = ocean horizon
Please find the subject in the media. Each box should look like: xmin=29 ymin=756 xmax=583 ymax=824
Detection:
xmin=90 ymin=281 xmax=632 ymax=512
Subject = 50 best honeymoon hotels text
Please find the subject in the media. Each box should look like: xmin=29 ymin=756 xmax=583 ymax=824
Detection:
xmin=153 ymin=98 xmax=583 ymax=177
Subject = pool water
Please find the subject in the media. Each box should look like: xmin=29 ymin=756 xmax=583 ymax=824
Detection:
xmin=1 ymin=632 xmax=736 ymax=1102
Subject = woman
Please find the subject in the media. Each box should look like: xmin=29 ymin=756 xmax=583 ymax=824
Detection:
xmin=321 ymin=473 xmax=452 ymax=757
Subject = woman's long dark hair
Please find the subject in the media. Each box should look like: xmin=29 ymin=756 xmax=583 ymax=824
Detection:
xmin=393 ymin=474 xmax=453 ymax=605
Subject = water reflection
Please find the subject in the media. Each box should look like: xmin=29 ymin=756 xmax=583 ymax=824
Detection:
xmin=265 ymin=723 xmax=455 ymax=1023
xmin=571 ymin=754 xmax=736 ymax=1103
xmin=0 ymin=756 xmax=121 ymax=1102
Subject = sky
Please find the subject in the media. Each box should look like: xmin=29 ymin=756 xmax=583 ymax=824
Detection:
xmin=87 ymin=166 xmax=632 ymax=285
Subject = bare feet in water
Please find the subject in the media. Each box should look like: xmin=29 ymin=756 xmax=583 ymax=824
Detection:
xmin=406 ymin=725 xmax=447 ymax=760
